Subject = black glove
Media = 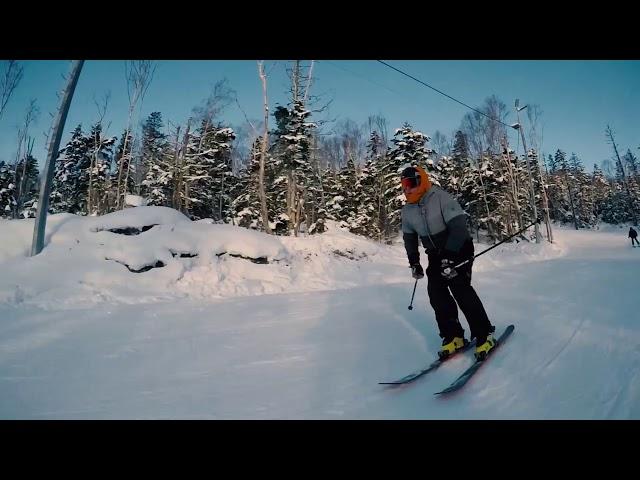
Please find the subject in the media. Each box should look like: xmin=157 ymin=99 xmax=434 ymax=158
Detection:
xmin=440 ymin=258 xmax=458 ymax=280
xmin=410 ymin=263 xmax=424 ymax=279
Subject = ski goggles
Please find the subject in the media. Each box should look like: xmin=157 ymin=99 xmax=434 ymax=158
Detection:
xmin=401 ymin=175 xmax=421 ymax=189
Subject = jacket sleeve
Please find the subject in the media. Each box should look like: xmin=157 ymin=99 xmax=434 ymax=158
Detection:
xmin=440 ymin=191 xmax=471 ymax=254
xmin=402 ymin=208 xmax=420 ymax=265
xmin=403 ymin=233 xmax=420 ymax=266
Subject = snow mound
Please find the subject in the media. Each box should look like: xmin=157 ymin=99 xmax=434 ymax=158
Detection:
xmin=0 ymin=212 xmax=564 ymax=308
xmin=0 ymin=207 xmax=289 ymax=308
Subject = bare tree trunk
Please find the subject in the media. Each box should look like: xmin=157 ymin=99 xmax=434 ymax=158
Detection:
xmin=18 ymin=139 xmax=31 ymax=200
xmin=88 ymin=126 xmax=110 ymax=216
xmin=287 ymin=60 xmax=302 ymax=236
xmin=504 ymin=203 xmax=513 ymax=237
xmin=122 ymin=137 xmax=136 ymax=205
xmin=287 ymin=171 xmax=297 ymax=236
xmin=307 ymin=133 xmax=322 ymax=232
xmin=186 ymin=119 xmax=211 ymax=217
xmin=179 ymin=122 xmax=191 ymax=214
xmin=378 ymin=173 xmax=388 ymax=243
xmin=219 ymin=157 xmax=227 ymax=221
xmin=16 ymin=137 xmax=34 ymax=218
xmin=474 ymin=154 xmax=494 ymax=240
xmin=0 ymin=60 xmax=24 ymax=121
xmin=89 ymin=91 xmax=111 ymax=214
xmin=116 ymin=61 xmax=155 ymax=210
xmin=13 ymin=100 xmax=38 ymax=218
xmin=502 ymin=137 xmax=523 ymax=232
xmin=535 ymin=125 xmax=553 ymax=242
xmin=253 ymin=62 xmax=273 ymax=233
xmin=537 ymin=160 xmax=553 ymax=242
xmin=88 ymin=137 xmax=96 ymax=214
xmin=296 ymin=189 xmax=304 ymax=235
xmin=563 ymin=168 xmax=579 ymax=230
xmin=303 ymin=60 xmax=314 ymax=103
xmin=292 ymin=60 xmax=300 ymax=103
xmin=171 ymin=126 xmax=181 ymax=210
xmin=606 ymin=124 xmax=637 ymax=225
xmin=116 ymin=107 xmax=134 ymax=209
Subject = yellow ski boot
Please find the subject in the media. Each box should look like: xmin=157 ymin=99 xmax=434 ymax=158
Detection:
xmin=474 ymin=334 xmax=496 ymax=361
xmin=438 ymin=336 xmax=467 ymax=360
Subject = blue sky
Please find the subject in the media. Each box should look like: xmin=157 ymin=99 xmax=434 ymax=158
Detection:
xmin=1 ymin=60 xmax=638 ymax=171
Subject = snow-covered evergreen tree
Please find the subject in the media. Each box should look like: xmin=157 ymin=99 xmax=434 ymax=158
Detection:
xmin=265 ymin=118 xmax=288 ymax=234
xmin=350 ymin=156 xmax=378 ymax=238
xmin=139 ymin=112 xmax=168 ymax=201
xmin=568 ymin=153 xmax=596 ymax=227
xmin=50 ymin=125 xmax=90 ymax=214
xmin=472 ymin=153 xmax=510 ymax=240
xmin=547 ymin=152 xmax=561 ymax=174
xmin=601 ymin=186 xmax=632 ymax=224
xmin=591 ymin=164 xmax=611 ymax=224
xmin=350 ymin=131 xmax=386 ymax=239
xmin=622 ymin=149 xmax=640 ymax=216
xmin=86 ymin=123 xmax=116 ymax=215
xmin=452 ymin=130 xmax=470 ymax=164
xmin=183 ymin=121 xmax=235 ymax=221
xmin=623 ymin=149 xmax=639 ymax=183
xmin=546 ymin=149 xmax=571 ymax=224
xmin=13 ymin=153 xmax=39 ymax=218
xmin=0 ymin=161 xmax=16 ymax=218
xmin=523 ymin=149 xmax=545 ymax=227
xmin=231 ymin=137 xmax=266 ymax=229
xmin=326 ymin=156 xmax=358 ymax=227
xmin=304 ymin=132 xmax=326 ymax=235
xmin=111 ymin=129 xmax=135 ymax=211
xmin=269 ymin=101 xmax=317 ymax=235
xmin=380 ymin=123 xmax=435 ymax=240
xmin=144 ymin=127 xmax=175 ymax=208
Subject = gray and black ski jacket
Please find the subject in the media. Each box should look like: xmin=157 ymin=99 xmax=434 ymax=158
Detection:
xmin=401 ymin=185 xmax=472 ymax=266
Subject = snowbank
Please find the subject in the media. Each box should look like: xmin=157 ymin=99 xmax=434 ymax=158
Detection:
xmin=0 ymin=208 xmax=564 ymax=308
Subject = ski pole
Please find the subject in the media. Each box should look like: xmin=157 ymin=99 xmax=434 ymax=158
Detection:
xmin=408 ymin=278 xmax=418 ymax=310
xmin=453 ymin=218 xmax=542 ymax=270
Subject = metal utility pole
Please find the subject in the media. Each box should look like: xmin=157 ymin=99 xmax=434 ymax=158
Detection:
xmin=31 ymin=60 xmax=85 ymax=256
xmin=512 ymin=99 xmax=541 ymax=243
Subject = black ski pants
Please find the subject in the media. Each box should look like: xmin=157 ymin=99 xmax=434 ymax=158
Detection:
xmin=426 ymin=252 xmax=493 ymax=341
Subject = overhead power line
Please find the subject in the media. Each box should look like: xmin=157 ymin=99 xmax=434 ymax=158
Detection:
xmin=376 ymin=60 xmax=513 ymax=130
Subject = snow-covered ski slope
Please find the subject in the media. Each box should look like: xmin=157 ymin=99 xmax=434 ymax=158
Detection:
xmin=0 ymin=208 xmax=637 ymax=418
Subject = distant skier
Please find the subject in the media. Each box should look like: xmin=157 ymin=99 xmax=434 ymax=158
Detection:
xmin=629 ymin=227 xmax=639 ymax=247
xmin=400 ymin=165 xmax=496 ymax=361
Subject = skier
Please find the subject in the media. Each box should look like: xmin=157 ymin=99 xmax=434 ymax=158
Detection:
xmin=400 ymin=165 xmax=496 ymax=360
xmin=629 ymin=227 xmax=639 ymax=247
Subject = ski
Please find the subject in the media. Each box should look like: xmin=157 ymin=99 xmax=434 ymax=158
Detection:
xmin=379 ymin=339 xmax=476 ymax=386
xmin=434 ymin=324 xmax=515 ymax=395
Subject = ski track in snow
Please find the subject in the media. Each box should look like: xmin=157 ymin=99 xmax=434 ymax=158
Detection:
xmin=537 ymin=316 xmax=587 ymax=372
